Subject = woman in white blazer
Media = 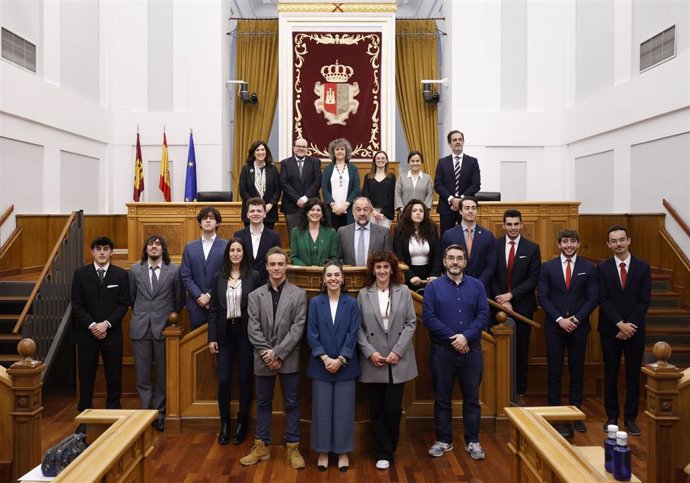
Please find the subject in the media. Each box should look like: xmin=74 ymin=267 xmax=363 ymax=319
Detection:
xmin=357 ymin=250 xmax=418 ymax=470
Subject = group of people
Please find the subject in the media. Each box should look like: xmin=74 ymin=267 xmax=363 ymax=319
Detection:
xmin=70 ymin=128 xmax=651 ymax=471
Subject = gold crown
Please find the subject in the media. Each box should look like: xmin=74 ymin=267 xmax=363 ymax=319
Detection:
xmin=321 ymin=60 xmax=353 ymax=83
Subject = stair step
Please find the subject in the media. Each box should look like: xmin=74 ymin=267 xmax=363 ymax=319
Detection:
xmin=0 ymin=354 xmax=21 ymax=363
xmin=0 ymin=334 xmax=22 ymax=342
xmin=0 ymin=281 xmax=35 ymax=297
xmin=0 ymin=295 xmax=30 ymax=303
xmin=650 ymin=290 xmax=681 ymax=308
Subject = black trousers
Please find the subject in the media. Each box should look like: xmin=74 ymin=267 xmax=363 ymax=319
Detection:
xmin=216 ymin=320 xmax=254 ymax=417
xmin=545 ymin=327 xmax=588 ymax=407
xmin=600 ymin=332 xmax=645 ymax=422
xmin=439 ymin=212 xmax=462 ymax=236
xmin=367 ymin=377 xmax=405 ymax=462
xmin=515 ymin=315 xmax=534 ymax=395
xmin=330 ymin=213 xmax=349 ymax=231
xmin=77 ymin=335 xmax=123 ymax=411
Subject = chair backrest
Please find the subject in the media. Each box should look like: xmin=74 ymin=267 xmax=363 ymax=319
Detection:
xmin=196 ymin=191 xmax=233 ymax=202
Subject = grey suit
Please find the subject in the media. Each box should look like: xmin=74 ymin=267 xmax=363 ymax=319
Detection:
xmin=394 ymin=172 xmax=434 ymax=211
xmin=337 ymin=222 xmax=393 ymax=266
xmin=357 ymin=284 xmax=418 ymax=384
xmin=129 ymin=261 xmax=184 ymax=418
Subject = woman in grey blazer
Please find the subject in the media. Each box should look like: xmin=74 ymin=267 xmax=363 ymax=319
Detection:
xmin=394 ymin=151 xmax=435 ymax=215
xmin=357 ymin=250 xmax=418 ymax=470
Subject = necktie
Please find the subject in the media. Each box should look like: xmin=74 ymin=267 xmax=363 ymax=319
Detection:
xmin=466 ymin=227 xmax=474 ymax=257
xmin=620 ymin=262 xmax=627 ymax=289
xmin=356 ymin=227 xmax=366 ymax=266
xmin=97 ymin=268 xmax=105 ymax=285
xmin=507 ymin=241 xmax=516 ymax=291
xmin=454 ymin=156 xmax=461 ymax=196
xmin=151 ymin=266 xmax=159 ymax=292
xmin=297 ymin=160 xmax=304 ymax=178
xmin=565 ymin=258 xmax=572 ymax=290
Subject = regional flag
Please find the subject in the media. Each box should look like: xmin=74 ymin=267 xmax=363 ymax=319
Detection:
xmin=184 ymin=131 xmax=198 ymax=202
xmin=159 ymin=132 xmax=172 ymax=202
xmin=133 ymin=133 xmax=144 ymax=201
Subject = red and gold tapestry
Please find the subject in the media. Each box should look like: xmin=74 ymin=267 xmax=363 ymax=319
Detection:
xmin=293 ymin=32 xmax=381 ymax=159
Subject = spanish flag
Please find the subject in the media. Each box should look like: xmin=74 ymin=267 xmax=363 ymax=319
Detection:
xmin=132 ymin=133 xmax=144 ymax=201
xmin=159 ymin=132 xmax=172 ymax=202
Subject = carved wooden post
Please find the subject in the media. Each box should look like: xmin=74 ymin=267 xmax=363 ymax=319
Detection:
xmin=7 ymin=338 xmax=46 ymax=481
xmin=492 ymin=311 xmax=513 ymax=429
xmin=164 ymin=312 xmax=183 ymax=433
xmin=641 ymin=341 xmax=682 ymax=483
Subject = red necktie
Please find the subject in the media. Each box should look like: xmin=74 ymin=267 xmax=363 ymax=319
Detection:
xmin=565 ymin=258 xmax=572 ymax=290
xmin=620 ymin=262 xmax=627 ymax=289
xmin=507 ymin=241 xmax=516 ymax=291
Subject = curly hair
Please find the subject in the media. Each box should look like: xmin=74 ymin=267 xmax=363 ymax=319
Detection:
xmin=140 ymin=235 xmax=171 ymax=265
xmin=196 ymin=206 xmax=222 ymax=225
xmin=395 ymin=199 xmax=438 ymax=241
xmin=299 ymin=198 xmax=328 ymax=230
xmin=321 ymin=260 xmax=347 ymax=294
xmin=365 ymin=250 xmax=403 ymax=286
xmin=327 ymin=138 xmax=352 ymax=163
xmin=246 ymin=140 xmax=274 ymax=165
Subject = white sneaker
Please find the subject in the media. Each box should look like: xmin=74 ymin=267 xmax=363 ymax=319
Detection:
xmin=375 ymin=459 xmax=390 ymax=470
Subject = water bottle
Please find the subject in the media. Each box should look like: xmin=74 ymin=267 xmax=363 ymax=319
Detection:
xmin=604 ymin=424 xmax=618 ymax=473
xmin=612 ymin=431 xmax=631 ymax=481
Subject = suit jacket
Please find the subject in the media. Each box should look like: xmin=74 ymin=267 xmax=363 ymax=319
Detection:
xmin=597 ymin=256 xmax=651 ymax=338
xmin=538 ymin=256 xmax=599 ymax=333
xmin=322 ymin=163 xmax=361 ymax=224
xmin=393 ymin=229 xmax=443 ymax=284
xmin=208 ymin=269 xmax=261 ymax=345
xmin=247 ymin=281 xmax=307 ymax=376
xmin=71 ymin=264 xmax=130 ymax=345
xmin=394 ymin=172 xmax=434 ymax=211
xmin=129 ymin=262 xmax=185 ymax=340
xmin=441 ymin=223 xmax=497 ymax=288
xmin=306 ymin=293 xmax=361 ymax=382
xmin=490 ymin=236 xmax=541 ymax=316
xmin=238 ymin=163 xmax=281 ymax=224
xmin=233 ymin=227 xmax=281 ymax=284
xmin=337 ymin=222 xmax=393 ymax=266
xmin=290 ymin=225 xmax=338 ymax=266
xmin=180 ymin=237 xmax=228 ymax=326
xmin=279 ymin=155 xmax=322 ymax=214
xmin=357 ymin=284 xmax=418 ymax=384
xmin=434 ymin=154 xmax=481 ymax=215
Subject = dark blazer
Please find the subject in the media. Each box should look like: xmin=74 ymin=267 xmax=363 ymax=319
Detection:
xmin=290 ymin=225 xmax=338 ymax=266
xmin=180 ymin=237 xmax=228 ymax=327
xmin=322 ymin=162 xmax=361 ymax=224
xmin=597 ymin=256 xmax=651 ymax=338
xmin=208 ymin=269 xmax=261 ymax=345
xmin=71 ymin=264 xmax=130 ymax=344
xmin=233 ymin=227 xmax=281 ymax=284
xmin=490 ymin=236 xmax=541 ymax=316
xmin=306 ymin=293 xmax=361 ymax=382
xmin=441 ymin=223 xmax=497 ymax=288
xmin=393 ymin=229 xmax=443 ymax=284
xmin=434 ymin=154 xmax=481 ymax=215
xmin=279 ymin=155 xmax=322 ymax=214
xmin=238 ymin=163 xmax=281 ymax=224
xmin=538 ymin=256 xmax=599 ymax=333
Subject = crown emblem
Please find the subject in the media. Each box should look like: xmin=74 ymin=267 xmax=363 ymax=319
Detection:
xmin=320 ymin=60 xmax=354 ymax=83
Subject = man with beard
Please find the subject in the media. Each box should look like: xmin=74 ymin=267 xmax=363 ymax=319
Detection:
xmin=337 ymin=197 xmax=392 ymax=266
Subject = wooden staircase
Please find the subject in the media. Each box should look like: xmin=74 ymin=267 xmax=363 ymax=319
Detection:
xmin=0 ymin=281 xmax=34 ymax=367
xmin=646 ymin=273 xmax=690 ymax=368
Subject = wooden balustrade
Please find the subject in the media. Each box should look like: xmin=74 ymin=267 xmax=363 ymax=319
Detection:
xmin=0 ymin=204 xmax=14 ymax=229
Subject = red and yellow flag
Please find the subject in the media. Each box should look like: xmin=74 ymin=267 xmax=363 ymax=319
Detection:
xmin=159 ymin=132 xmax=171 ymax=202
xmin=133 ymin=133 xmax=144 ymax=201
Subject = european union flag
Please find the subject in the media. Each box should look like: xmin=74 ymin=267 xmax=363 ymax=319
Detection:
xmin=184 ymin=131 xmax=198 ymax=202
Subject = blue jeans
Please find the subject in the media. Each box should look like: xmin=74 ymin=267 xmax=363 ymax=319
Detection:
xmin=255 ymin=372 xmax=300 ymax=444
xmin=429 ymin=343 xmax=483 ymax=445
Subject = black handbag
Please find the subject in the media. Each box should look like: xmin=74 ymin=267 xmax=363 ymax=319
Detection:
xmin=41 ymin=433 xmax=87 ymax=476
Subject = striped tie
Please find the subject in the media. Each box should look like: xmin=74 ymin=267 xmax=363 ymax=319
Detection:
xmin=454 ymin=156 xmax=461 ymax=196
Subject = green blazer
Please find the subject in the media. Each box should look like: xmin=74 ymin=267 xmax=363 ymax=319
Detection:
xmin=290 ymin=225 xmax=338 ymax=266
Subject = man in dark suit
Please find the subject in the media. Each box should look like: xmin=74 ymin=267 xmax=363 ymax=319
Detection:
xmin=440 ymin=196 xmax=496 ymax=290
xmin=434 ymin=130 xmax=481 ymax=235
xmin=71 ymin=236 xmax=130 ymax=424
xmin=490 ymin=209 xmax=541 ymax=406
xmin=597 ymin=225 xmax=651 ymax=436
xmin=337 ymin=197 xmax=392 ymax=266
xmin=180 ymin=207 xmax=228 ymax=329
xmin=279 ymin=138 xmax=322 ymax=237
xmin=234 ymin=197 xmax=281 ymax=284
xmin=129 ymin=235 xmax=185 ymax=431
xmin=538 ymin=229 xmax=598 ymax=433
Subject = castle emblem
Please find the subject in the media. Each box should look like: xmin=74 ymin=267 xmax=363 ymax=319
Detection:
xmin=314 ymin=60 xmax=360 ymax=125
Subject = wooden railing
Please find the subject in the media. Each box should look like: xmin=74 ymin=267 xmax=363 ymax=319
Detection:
xmin=0 ymin=204 xmax=13 ymax=229
xmin=664 ymin=198 xmax=690 ymax=240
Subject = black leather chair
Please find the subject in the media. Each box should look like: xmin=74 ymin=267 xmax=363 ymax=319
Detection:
xmin=475 ymin=191 xmax=501 ymax=202
xmin=196 ymin=191 xmax=233 ymax=202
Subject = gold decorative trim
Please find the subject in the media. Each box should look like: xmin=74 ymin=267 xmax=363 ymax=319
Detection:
xmin=279 ymin=3 xmax=397 ymax=14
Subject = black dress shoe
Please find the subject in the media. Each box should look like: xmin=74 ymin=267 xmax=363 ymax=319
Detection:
xmin=625 ymin=420 xmax=641 ymax=436
xmin=153 ymin=419 xmax=164 ymax=432
xmin=553 ymin=423 xmax=572 ymax=438
xmin=231 ymin=413 xmax=248 ymax=445
xmin=75 ymin=423 xmax=87 ymax=435
xmin=218 ymin=421 xmax=230 ymax=445
xmin=602 ymin=419 xmax=617 ymax=432
xmin=573 ymin=420 xmax=587 ymax=433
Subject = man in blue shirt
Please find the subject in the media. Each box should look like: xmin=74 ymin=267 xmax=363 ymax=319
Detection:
xmin=423 ymin=244 xmax=489 ymax=461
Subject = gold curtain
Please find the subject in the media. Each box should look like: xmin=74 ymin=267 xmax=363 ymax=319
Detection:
xmin=231 ymin=20 xmax=279 ymax=195
xmin=395 ymin=19 xmax=439 ymax=176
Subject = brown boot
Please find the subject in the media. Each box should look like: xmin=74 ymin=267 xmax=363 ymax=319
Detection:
xmin=286 ymin=442 xmax=305 ymax=469
xmin=240 ymin=439 xmax=270 ymax=466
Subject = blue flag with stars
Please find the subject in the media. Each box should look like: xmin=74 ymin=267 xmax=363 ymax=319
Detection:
xmin=184 ymin=131 xmax=198 ymax=202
